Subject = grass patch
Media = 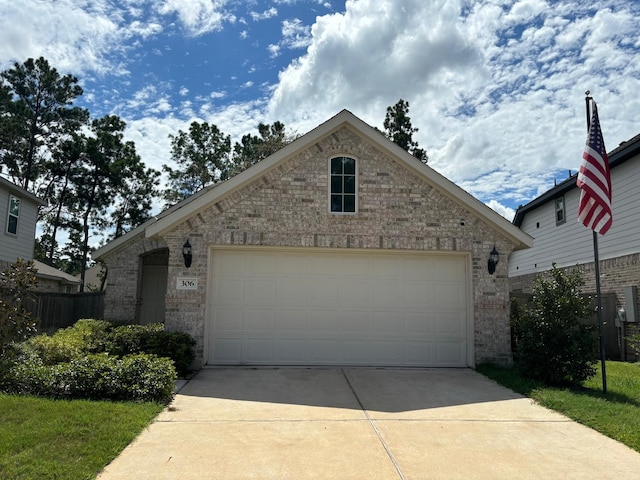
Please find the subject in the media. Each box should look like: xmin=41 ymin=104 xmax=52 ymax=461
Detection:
xmin=0 ymin=393 xmax=164 ymax=480
xmin=478 ymin=361 xmax=640 ymax=453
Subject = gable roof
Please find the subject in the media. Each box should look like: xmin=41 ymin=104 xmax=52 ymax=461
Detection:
xmin=94 ymin=110 xmax=532 ymax=260
xmin=33 ymin=260 xmax=81 ymax=286
xmin=513 ymin=131 xmax=640 ymax=227
xmin=0 ymin=176 xmax=46 ymax=206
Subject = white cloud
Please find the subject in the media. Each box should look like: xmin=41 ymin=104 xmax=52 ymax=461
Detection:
xmin=280 ymin=18 xmax=312 ymax=49
xmin=157 ymin=0 xmax=232 ymax=36
xmin=266 ymin=0 xmax=640 ymax=209
xmin=250 ymin=7 xmax=278 ymax=22
xmin=0 ymin=0 xmax=122 ymax=75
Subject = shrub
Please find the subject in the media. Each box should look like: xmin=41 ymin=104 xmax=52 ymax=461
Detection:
xmin=106 ymin=323 xmax=164 ymax=357
xmin=0 ymin=259 xmax=39 ymax=354
xmin=627 ymin=333 xmax=640 ymax=358
xmin=27 ymin=319 xmax=112 ymax=364
xmin=5 ymin=352 xmax=176 ymax=402
xmin=142 ymin=331 xmax=196 ymax=376
xmin=107 ymin=323 xmax=195 ymax=376
xmin=511 ymin=264 xmax=597 ymax=385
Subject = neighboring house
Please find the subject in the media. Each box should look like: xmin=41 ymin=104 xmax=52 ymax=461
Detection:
xmin=0 ymin=176 xmax=45 ymax=268
xmin=94 ymin=110 xmax=532 ymax=369
xmin=32 ymin=260 xmax=81 ymax=293
xmin=82 ymin=263 xmax=107 ymax=292
xmin=509 ymin=132 xmax=640 ymax=357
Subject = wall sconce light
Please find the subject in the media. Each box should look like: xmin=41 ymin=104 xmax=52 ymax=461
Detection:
xmin=487 ymin=246 xmax=499 ymax=275
xmin=182 ymin=240 xmax=192 ymax=268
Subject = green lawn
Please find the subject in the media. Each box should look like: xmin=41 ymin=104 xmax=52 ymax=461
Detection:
xmin=478 ymin=361 xmax=640 ymax=453
xmin=0 ymin=394 xmax=164 ymax=480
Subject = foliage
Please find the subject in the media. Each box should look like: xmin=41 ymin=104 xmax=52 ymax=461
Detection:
xmin=478 ymin=361 xmax=640 ymax=453
xmin=1 ymin=57 xmax=160 ymax=280
xmin=383 ymin=99 xmax=428 ymax=163
xmin=0 ymin=259 xmax=38 ymax=355
xmin=627 ymin=332 xmax=640 ymax=358
xmin=162 ymin=121 xmax=232 ymax=205
xmin=2 ymin=319 xmax=196 ymax=401
xmin=0 ymin=56 xmax=88 ymax=192
xmin=0 ymin=393 xmax=163 ymax=480
xmin=26 ymin=318 xmax=111 ymax=364
xmin=229 ymin=121 xmax=295 ymax=175
xmin=107 ymin=323 xmax=195 ymax=376
xmin=510 ymin=264 xmax=597 ymax=385
xmin=6 ymin=352 xmax=176 ymax=402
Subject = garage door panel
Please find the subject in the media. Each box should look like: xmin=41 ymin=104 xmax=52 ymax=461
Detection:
xmin=309 ymin=280 xmax=338 ymax=305
xmin=308 ymin=309 xmax=340 ymax=332
xmin=275 ymin=340 xmax=306 ymax=362
xmin=435 ymin=313 xmax=466 ymax=336
xmin=245 ymin=279 xmax=277 ymax=305
xmin=406 ymin=342 xmax=434 ymax=364
xmin=276 ymin=309 xmax=308 ymax=333
xmin=436 ymin=341 xmax=467 ymax=366
xmin=244 ymin=339 xmax=274 ymax=363
xmin=405 ymin=312 xmax=435 ymax=335
xmin=208 ymin=249 xmax=469 ymax=367
xmin=245 ymin=309 xmax=275 ymax=333
xmin=341 ymin=310 xmax=371 ymax=333
xmin=339 ymin=280 xmax=371 ymax=307
xmin=214 ymin=308 xmax=243 ymax=333
xmin=278 ymin=279 xmax=308 ymax=306
xmin=215 ymin=280 xmax=244 ymax=304
xmin=211 ymin=338 xmax=242 ymax=363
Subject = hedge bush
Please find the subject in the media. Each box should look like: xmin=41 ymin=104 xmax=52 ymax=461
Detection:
xmin=106 ymin=323 xmax=196 ymax=376
xmin=511 ymin=264 xmax=597 ymax=385
xmin=28 ymin=319 xmax=112 ymax=364
xmin=5 ymin=351 xmax=176 ymax=402
xmin=1 ymin=319 xmax=196 ymax=402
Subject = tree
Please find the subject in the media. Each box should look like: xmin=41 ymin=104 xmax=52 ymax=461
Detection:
xmin=229 ymin=121 xmax=293 ymax=175
xmin=71 ymin=115 xmax=157 ymax=289
xmin=511 ymin=264 xmax=597 ymax=385
xmin=383 ymin=99 xmax=428 ymax=163
xmin=162 ymin=121 xmax=231 ymax=206
xmin=109 ymin=164 xmax=160 ymax=239
xmin=0 ymin=57 xmax=88 ymax=193
xmin=0 ymin=259 xmax=38 ymax=355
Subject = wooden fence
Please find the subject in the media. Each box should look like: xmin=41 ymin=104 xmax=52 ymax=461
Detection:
xmin=27 ymin=291 xmax=105 ymax=335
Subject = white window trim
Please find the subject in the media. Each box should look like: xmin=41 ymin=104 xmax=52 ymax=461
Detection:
xmin=328 ymin=155 xmax=358 ymax=215
xmin=555 ymin=196 xmax=566 ymax=225
xmin=6 ymin=194 xmax=20 ymax=235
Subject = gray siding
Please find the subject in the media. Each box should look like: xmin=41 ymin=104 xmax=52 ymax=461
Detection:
xmin=509 ymin=156 xmax=640 ymax=277
xmin=0 ymin=183 xmax=41 ymax=264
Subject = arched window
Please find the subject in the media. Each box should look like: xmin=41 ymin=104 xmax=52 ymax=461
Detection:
xmin=329 ymin=156 xmax=357 ymax=213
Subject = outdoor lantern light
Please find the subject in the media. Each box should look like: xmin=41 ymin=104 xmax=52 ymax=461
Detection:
xmin=182 ymin=240 xmax=192 ymax=268
xmin=487 ymin=246 xmax=499 ymax=275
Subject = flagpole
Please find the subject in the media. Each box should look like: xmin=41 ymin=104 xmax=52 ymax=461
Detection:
xmin=585 ymin=91 xmax=607 ymax=394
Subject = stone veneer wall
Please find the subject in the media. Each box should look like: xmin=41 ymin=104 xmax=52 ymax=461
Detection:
xmin=509 ymin=252 xmax=640 ymax=360
xmin=103 ymin=126 xmax=518 ymax=366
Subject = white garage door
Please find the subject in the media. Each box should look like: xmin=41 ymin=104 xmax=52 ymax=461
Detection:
xmin=207 ymin=248 xmax=470 ymax=367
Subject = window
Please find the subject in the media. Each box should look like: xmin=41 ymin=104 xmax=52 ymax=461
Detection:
xmin=555 ymin=196 xmax=565 ymax=225
xmin=330 ymin=156 xmax=357 ymax=213
xmin=6 ymin=195 xmax=20 ymax=235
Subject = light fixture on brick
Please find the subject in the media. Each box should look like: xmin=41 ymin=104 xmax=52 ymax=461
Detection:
xmin=488 ymin=246 xmax=499 ymax=275
xmin=182 ymin=240 xmax=192 ymax=268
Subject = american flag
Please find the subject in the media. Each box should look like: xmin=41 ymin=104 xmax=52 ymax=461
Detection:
xmin=577 ymin=101 xmax=612 ymax=235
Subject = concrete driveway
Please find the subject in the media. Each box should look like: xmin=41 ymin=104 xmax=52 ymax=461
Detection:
xmin=97 ymin=368 xmax=640 ymax=479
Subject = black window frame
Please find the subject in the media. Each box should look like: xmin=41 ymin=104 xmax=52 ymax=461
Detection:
xmin=329 ymin=156 xmax=357 ymax=214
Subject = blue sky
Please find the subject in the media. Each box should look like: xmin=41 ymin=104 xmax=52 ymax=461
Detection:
xmin=1 ymin=0 xmax=640 ymax=223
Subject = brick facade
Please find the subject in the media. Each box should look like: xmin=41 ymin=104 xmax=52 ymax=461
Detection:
xmin=102 ymin=125 xmax=520 ymax=366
